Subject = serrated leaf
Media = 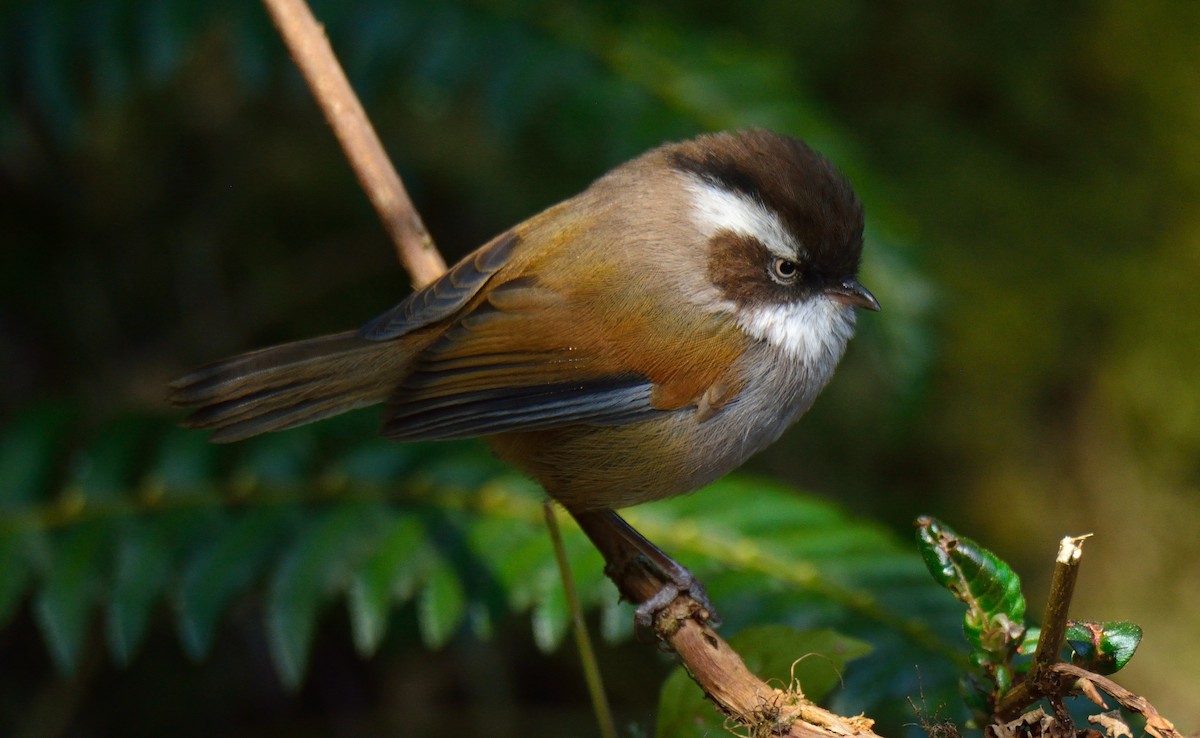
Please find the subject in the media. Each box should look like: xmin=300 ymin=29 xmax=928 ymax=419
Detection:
xmin=177 ymin=506 xmax=297 ymax=659
xmin=266 ymin=503 xmax=388 ymax=688
xmin=417 ymin=559 xmax=466 ymax=649
xmin=655 ymin=626 xmax=872 ymax=738
xmin=33 ymin=521 xmax=114 ymax=673
xmin=1018 ymin=625 xmax=1041 ymax=656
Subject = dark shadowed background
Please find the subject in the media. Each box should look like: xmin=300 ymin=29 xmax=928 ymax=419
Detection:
xmin=2 ymin=0 xmax=1198 ymax=734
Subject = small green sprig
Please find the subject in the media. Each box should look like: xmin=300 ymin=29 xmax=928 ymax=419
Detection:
xmin=915 ymin=517 xmax=1143 ymax=724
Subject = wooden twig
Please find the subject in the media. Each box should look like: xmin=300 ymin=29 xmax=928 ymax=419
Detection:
xmin=1050 ymin=664 xmax=1183 ymax=738
xmin=260 ymin=0 xmax=446 ymax=287
xmin=989 ymin=536 xmax=1183 ymax=738
xmin=995 ymin=535 xmax=1088 ymax=721
xmin=661 ymin=605 xmax=879 ymax=738
xmin=577 ymin=509 xmax=883 ymax=738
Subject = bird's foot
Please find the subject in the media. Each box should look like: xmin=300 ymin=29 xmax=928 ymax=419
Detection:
xmin=632 ymin=561 xmax=719 ymax=629
xmin=569 ymin=508 xmax=721 ymax=628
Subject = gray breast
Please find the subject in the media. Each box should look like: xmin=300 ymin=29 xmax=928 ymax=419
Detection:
xmin=678 ymin=340 xmax=841 ymax=492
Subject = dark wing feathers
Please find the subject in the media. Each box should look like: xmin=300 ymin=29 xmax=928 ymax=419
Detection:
xmin=170 ymin=331 xmax=409 ymax=442
xmin=383 ymin=377 xmax=655 ymax=441
xmin=377 ymin=275 xmax=663 ymax=440
xmin=359 ymin=230 xmax=520 ymax=340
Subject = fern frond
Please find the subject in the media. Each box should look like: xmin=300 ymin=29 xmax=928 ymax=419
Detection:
xmin=0 ymin=404 xmax=961 ymax=712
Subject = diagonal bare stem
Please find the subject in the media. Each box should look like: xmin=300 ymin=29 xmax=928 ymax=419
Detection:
xmin=995 ymin=535 xmax=1087 ymax=721
xmin=260 ymin=0 xmax=446 ymax=287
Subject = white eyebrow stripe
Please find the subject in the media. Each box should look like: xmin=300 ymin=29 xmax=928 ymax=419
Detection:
xmin=684 ymin=176 xmax=804 ymax=261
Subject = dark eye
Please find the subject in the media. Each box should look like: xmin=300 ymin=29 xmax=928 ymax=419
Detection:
xmin=769 ymin=257 xmax=800 ymax=284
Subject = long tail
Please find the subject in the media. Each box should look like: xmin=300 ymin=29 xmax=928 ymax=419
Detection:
xmin=169 ymin=331 xmax=413 ymax=442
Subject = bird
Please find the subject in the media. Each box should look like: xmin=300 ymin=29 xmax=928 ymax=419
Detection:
xmin=170 ymin=129 xmax=879 ymax=622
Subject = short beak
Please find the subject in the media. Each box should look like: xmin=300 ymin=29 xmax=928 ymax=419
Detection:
xmin=826 ymin=278 xmax=881 ymax=311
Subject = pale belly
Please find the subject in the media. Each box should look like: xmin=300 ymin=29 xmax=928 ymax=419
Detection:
xmin=494 ymin=346 xmax=836 ymax=512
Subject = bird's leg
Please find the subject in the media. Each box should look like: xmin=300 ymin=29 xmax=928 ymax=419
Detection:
xmin=569 ymin=509 xmax=719 ymax=627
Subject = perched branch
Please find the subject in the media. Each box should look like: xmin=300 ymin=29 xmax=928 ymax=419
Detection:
xmin=260 ymin=0 xmax=446 ymax=287
xmin=576 ymin=509 xmax=882 ymax=738
xmin=664 ymin=608 xmax=879 ymax=738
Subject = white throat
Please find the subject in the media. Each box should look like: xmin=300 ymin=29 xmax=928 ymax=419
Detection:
xmin=736 ymin=297 xmax=857 ymax=366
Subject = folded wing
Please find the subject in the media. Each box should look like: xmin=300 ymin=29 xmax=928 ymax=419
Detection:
xmin=381 ymin=276 xmax=661 ymax=440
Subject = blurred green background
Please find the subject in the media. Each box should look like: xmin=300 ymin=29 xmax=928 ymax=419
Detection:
xmin=2 ymin=0 xmax=1198 ymax=734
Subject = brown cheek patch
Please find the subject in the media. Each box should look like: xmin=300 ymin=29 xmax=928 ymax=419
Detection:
xmin=706 ymin=230 xmax=776 ymax=306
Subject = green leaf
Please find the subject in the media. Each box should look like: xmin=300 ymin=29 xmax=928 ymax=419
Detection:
xmin=473 ymin=519 xmax=555 ymax=613
xmin=1066 ymin=620 xmax=1142 ymax=675
xmin=347 ymin=515 xmax=428 ymax=656
xmin=33 ymin=521 xmax=114 ymax=673
xmin=417 ymin=558 xmax=466 ymax=649
xmin=0 ymin=526 xmax=46 ymax=623
xmin=106 ymin=524 xmax=170 ymax=666
xmin=623 ymin=480 xmax=963 ymax=714
xmin=331 ymin=439 xmax=417 ymax=485
xmin=467 ymin=598 xmax=493 ymax=642
xmin=68 ymin=416 xmax=156 ymax=503
xmin=1017 ymin=625 xmax=1040 ymax=657
xmin=177 ymin=506 xmax=297 ymax=660
xmin=265 ymin=502 xmax=388 ymax=688
xmin=0 ymin=402 xmax=74 ymax=508
xmin=530 ymin=575 xmax=569 ymax=653
xmin=915 ymin=516 xmax=1026 ymax=659
xmin=655 ymin=626 xmax=872 ymax=738
xmin=234 ymin=431 xmax=318 ymax=490
xmin=144 ymin=427 xmax=219 ymax=499
xmin=21 ymin=1 xmax=80 ymax=141
xmin=599 ymin=596 xmax=635 ymax=644
xmin=0 ymin=405 xmax=963 ymax=703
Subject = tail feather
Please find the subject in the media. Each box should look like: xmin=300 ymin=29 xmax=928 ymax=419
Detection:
xmin=170 ymin=331 xmax=412 ymax=442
